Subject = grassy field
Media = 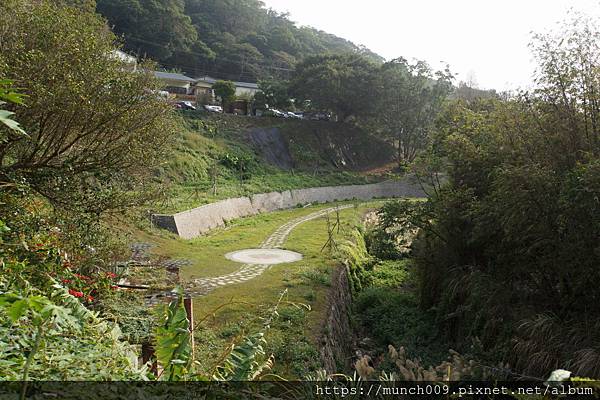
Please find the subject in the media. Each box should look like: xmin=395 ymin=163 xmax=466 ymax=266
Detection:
xmin=133 ymin=111 xmax=400 ymax=375
xmin=133 ymin=200 xmax=386 ymax=377
xmin=159 ymin=168 xmax=376 ymax=214
xmin=153 ymin=112 xmax=396 ymax=213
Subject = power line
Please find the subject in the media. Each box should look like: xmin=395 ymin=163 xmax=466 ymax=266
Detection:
xmin=156 ymin=61 xmax=279 ymax=83
xmin=122 ymin=35 xmax=296 ymax=73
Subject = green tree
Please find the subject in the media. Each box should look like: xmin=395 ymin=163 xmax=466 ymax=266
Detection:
xmin=53 ymin=0 xmax=97 ymax=12
xmin=0 ymin=0 xmax=174 ymax=216
xmin=453 ymin=81 xmax=498 ymax=102
xmin=96 ymin=0 xmax=200 ymax=61
xmin=290 ymin=54 xmax=379 ymax=121
xmin=395 ymin=16 xmax=600 ymax=378
xmin=267 ymin=25 xmax=300 ymax=55
xmin=372 ymin=58 xmax=453 ymax=168
xmin=531 ymin=13 xmax=600 ymax=158
xmin=212 ymin=35 xmax=264 ymax=81
xmin=254 ymin=79 xmax=291 ymax=110
xmin=212 ymin=80 xmax=236 ymax=110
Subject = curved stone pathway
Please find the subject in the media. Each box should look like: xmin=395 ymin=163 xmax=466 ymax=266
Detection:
xmin=185 ymin=205 xmax=353 ymax=296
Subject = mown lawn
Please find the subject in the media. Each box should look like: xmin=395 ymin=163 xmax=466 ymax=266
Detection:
xmin=133 ymin=201 xmax=385 ymax=378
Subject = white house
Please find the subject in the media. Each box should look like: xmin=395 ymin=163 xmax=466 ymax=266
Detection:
xmin=196 ymin=76 xmax=260 ymax=97
xmin=195 ymin=76 xmax=217 ymax=100
xmin=233 ymin=81 xmax=259 ymax=97
xmin=109 ymin=50 xmax=137 ymax=71
xmin=153 ymin=72 xmax=260 ymax=104
xmin=153 ymin=71 xmax=196 ymax=96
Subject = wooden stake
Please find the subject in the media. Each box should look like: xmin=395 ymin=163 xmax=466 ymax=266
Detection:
xmin=184 ymin=296 xmax=195 ymax=362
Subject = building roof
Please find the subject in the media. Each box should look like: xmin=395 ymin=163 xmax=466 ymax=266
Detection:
xmin=154 ymin=71 xmax=195 ymax=82
xmin=195 ymin=76 xmax=258 ymax=89
xmin=234 ymin=81 xmax=259 ymax=90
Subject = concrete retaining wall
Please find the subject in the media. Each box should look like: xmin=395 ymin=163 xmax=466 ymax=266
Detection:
xmin=152 ymin=179 xmax=426 ymax=239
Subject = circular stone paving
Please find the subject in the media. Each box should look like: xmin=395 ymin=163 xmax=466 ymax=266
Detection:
xmin=225 ymin=249 xmax=303 ymax=265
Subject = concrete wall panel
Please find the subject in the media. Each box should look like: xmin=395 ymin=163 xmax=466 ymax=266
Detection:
xmin=153 ymin=179 xmax=427 ymax=239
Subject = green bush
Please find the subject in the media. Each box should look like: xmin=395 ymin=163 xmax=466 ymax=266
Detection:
xmin=401 ymin=21 xmax=600 ymax=377
xmin=353 ymin=287 xmax=445 ymax=366
xmin=366 ymin=260 xmax=410 ymax=288
xmin=297 ymin=267 xmax=330 ymax=286
xmin=0 ymin=220 xmax=147 ymax=381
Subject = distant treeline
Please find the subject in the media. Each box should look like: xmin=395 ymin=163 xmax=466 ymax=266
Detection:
xmin=95 ymin=0 xmax=383 ymax=81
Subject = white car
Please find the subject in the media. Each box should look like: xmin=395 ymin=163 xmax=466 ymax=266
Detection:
xmin=177 ymin=101 xmax=196 ymax=110
xmin=270 ymin=109 xmax=285 ymax=117
xmin=204 ymin=105 xmax=223 ymax=113
xmin=286 ymin=112 xmax=302 ymax=119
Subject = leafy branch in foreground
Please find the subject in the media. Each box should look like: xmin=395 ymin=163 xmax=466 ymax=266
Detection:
xmin=0 ymin=79 xmax=27 ymax=136
xmin=153 ymin=287 xmax=193 ymax=381
xmin=212 ymin=290 xmax=289 ymax=381
xmin=151 ymin=289 xmax=296 ymax=382
xmin=0 ymin=282 xmax=147 ymax=382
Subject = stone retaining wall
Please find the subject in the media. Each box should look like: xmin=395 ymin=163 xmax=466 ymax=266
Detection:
xmin=320 ymin=265 xmax=354 ymax=373
xmin=152 ymin=179 xmax=426 ymax=239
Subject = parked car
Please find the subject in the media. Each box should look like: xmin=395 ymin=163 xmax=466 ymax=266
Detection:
xmin=204 ymin=104 xmax=223 ymax=113
xmin=264 ymin=108 xmax=285 ymax=118
xmin=309 ymin=111 xmax=331 ymax=121
xmin=286 ymin=111 xmax=303 ymax=119
xmin=177 ymin=101 xmax=196 ymax=110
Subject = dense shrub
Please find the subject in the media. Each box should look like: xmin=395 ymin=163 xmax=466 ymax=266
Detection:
xmin=0 ymin=0 xmax=174 ymax=253
xmin=0 ymin=219 xmax=147 ymax=380
xmin=399 ymin=19 xmax=600 ymax=378
xmin=354 ymin=287 xmax=445 ymax=366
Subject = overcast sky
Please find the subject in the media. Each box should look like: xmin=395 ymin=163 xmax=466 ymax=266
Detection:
xmin=261 ymin=0 xmax=600 ymax=91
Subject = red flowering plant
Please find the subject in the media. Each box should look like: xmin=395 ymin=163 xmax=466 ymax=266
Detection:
xmin=0 ymin=219 xmax=119 ymax=305
xmin=62 ymin=270 xmax=119 ymax=304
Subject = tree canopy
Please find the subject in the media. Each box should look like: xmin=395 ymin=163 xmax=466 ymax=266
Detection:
xmin=212 ymin=80 xmax=236 ymax=107
xmin=371 ymin=58 xmax=454 ymax=166
xmin=97 ymin=0 xmax=202 ymax=62
xmin=254 ymin=79 xmax=291 ymax=110
xmin=0 ymin=0 xmax=174 ymax=216
xmin=287 ymin=55 xmax=453 ymax=165
xmin=290 ymin=54 xmax=379 ymax=121
xmin=95 ymin=0 xmax=383 ymax=81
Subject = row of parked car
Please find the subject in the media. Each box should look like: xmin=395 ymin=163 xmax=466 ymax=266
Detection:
xmin=264 ymin=109 xmax=302 ymax=119
xmin=263 ymin=109 xmax=332 ymax=120
xmin=175 ymin=101 xmax=223 ymax=113
xmin=175 ymin=101 xmax=331 ymax=120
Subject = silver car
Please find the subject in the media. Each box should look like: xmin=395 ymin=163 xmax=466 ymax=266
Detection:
xmin=204 ymin=105 xmax=223 ymax=113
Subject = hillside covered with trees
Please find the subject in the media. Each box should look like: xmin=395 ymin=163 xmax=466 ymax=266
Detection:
xmin=1 ymin=0 xmax=599 ymax=395
xmin=95 ymin=0 xmax=383 ymax=81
